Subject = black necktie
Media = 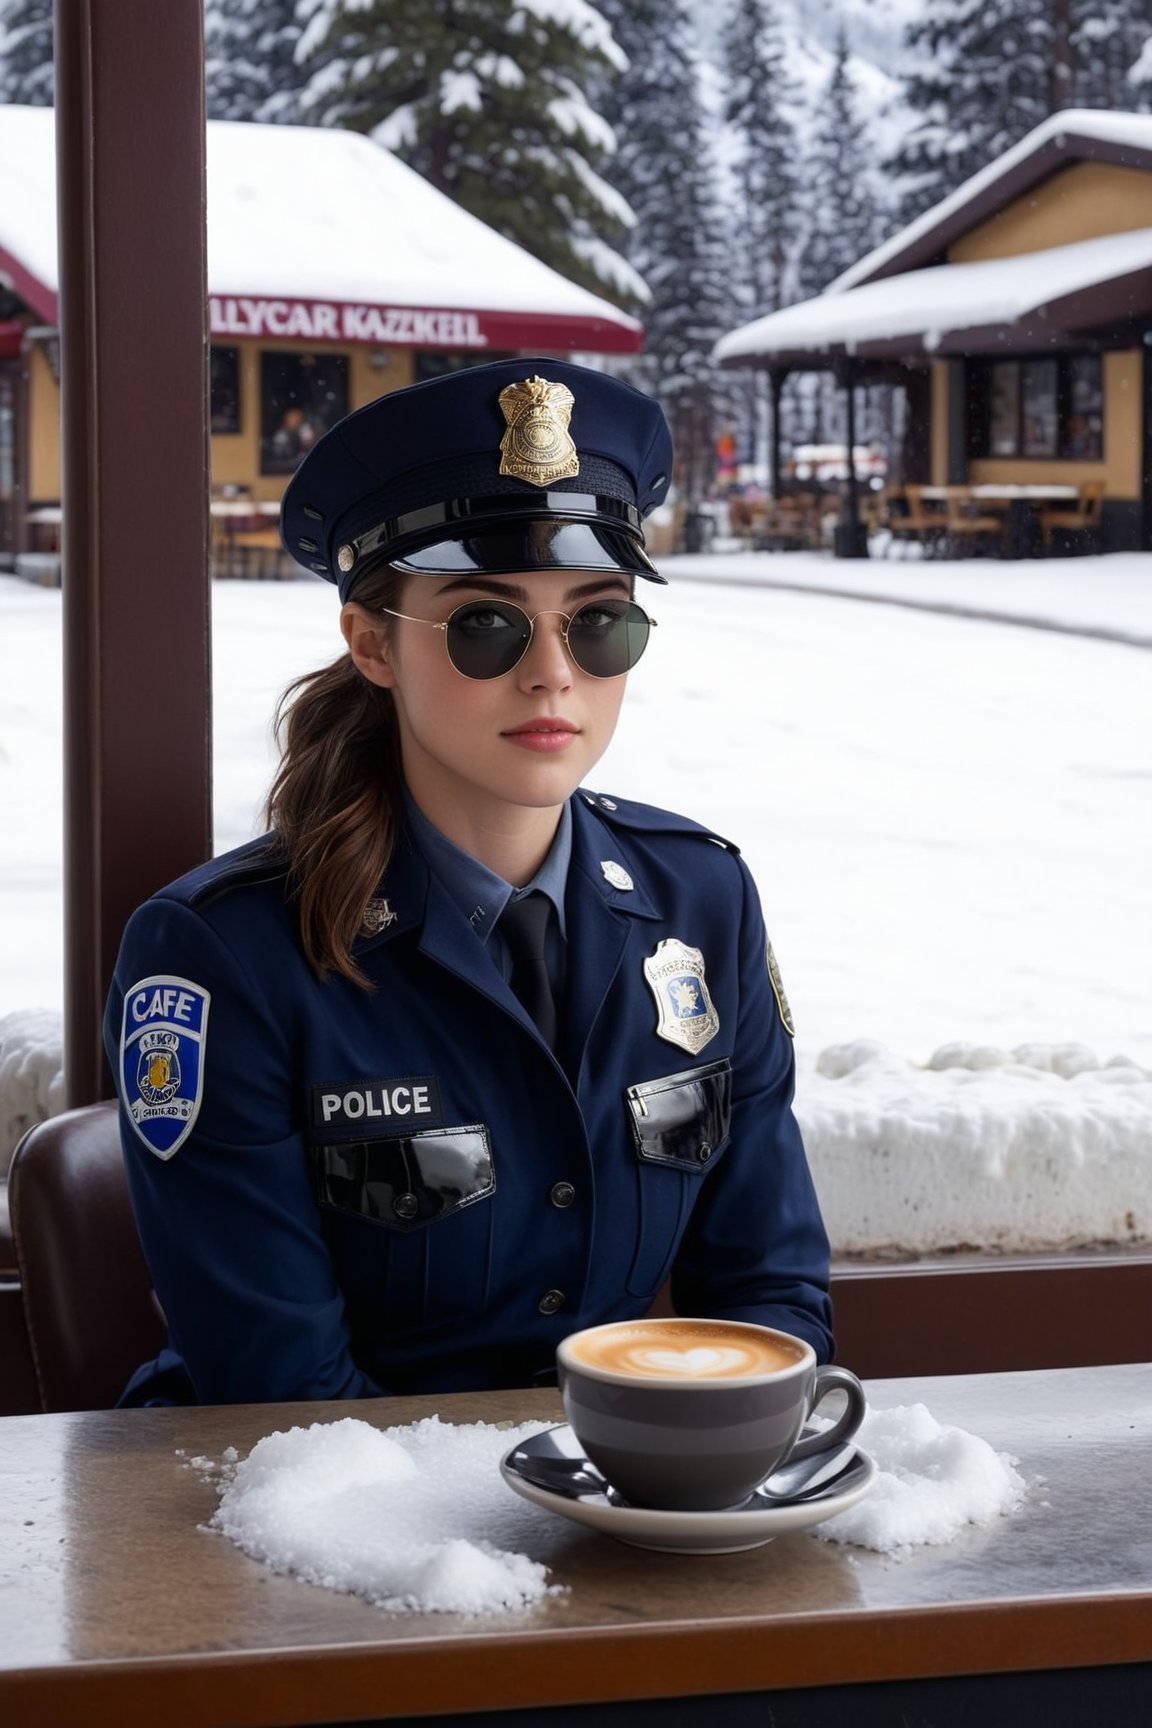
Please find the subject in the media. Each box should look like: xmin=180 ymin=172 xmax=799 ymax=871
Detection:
xmin=497 ymin=892 xmax=558 ymax=1050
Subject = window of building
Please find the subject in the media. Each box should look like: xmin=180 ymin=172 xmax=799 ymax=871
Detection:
xmin=1020 ymin=359 xmax=1058 ymax=457
xmin=1064 ymin=354 xmax=1105 ymax=459
xmin=970 ymin=354 xmax=1103 ymax=461
xmin=413 ymin=351 xmax=514 ymax=383
xmin=987 ymin=363 xmax=1020 ymax=457
xmin=210 ymin=346 xmax=241 ymax=435
xmin=260 ymin=350 xmax=348 ymax=476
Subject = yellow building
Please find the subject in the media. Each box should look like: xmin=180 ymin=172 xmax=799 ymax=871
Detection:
xmin=0 ymin=105 xmax=641 ymax=573
xmin=717 ymin=109 xmax=1152 ymax=554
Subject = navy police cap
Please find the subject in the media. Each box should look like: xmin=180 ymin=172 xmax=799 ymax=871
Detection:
xmin=280 ymin=357 xmax=672 ymax=600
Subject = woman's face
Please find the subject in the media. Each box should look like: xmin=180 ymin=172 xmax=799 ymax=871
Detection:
xmin=342 ymin=569 xmax=634 ymax=840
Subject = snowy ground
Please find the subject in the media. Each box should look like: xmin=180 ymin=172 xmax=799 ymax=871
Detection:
xmin=1 ymin=551 xmax=1150 ymax=1251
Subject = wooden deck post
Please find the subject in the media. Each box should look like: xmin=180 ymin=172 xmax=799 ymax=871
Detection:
xmin=55 ymin=0 xmax=211 ymax=1104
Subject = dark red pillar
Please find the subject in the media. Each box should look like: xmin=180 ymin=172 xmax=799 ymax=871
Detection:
xmin=55 ymin=0 xmax=211 ymax=1104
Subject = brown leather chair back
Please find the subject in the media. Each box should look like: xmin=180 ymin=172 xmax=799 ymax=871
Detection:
xmin=9 ymin=1101 xmax=166 ymax=1412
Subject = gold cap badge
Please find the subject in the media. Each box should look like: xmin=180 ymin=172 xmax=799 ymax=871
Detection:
xmin=498 ymin=376 xmax=580 ymax=488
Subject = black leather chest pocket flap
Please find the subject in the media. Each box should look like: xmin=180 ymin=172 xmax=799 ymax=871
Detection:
xmin=626 ymin=1059 xmax=732 ymax=1173
xmin=313 ymin=1126 xmax=494 ymax=1232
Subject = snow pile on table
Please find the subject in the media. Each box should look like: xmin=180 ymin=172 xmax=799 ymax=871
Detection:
xmin=0 ymin=1008 xmax=64 ymax=1173
xmin=796 ymin=1040 xmax=1152 ymax=1257
xmin=200 ymin=1416 xmax=560 ymax=1615
xmin=817 ymin=1402 xmax=1026 ymax=1554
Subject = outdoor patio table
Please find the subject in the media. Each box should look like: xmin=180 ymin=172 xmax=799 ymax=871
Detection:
xmin=1 ymin=1364 xmax=1149 ymax=1728
xmin=920 ymin=485 xmax=1080 ymax=558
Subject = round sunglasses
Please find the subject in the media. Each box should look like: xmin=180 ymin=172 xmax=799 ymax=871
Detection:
xmin=378 ymin=597 xmax=656 ymax=680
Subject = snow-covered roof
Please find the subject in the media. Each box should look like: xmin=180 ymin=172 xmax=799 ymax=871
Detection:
xmin=833 ymin=108 xmax=1152 ymax=295
xmin=715 ymin=225 xmax=1152 ymax=367
xmin=0 ymin=103 xmax=641 ymax=353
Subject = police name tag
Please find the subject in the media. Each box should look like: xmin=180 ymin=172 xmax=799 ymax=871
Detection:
xmin=120 ymin=975 xmax=210 ymax=1160
xmin=312 ymin=1077 xmax=443 ymax=1131
xmin=643 ymin=939 xmax=719 ymax=1055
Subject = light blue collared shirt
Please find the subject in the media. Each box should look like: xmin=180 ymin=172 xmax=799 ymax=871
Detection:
xmin=402 ymin=792 xmax=571 ymax=997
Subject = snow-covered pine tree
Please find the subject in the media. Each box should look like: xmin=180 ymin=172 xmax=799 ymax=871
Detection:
xmin=720 ymin=0 xmax=799 ymax=319
xmin=205 ymin=0 xmax=309 ymax=124
xmin=717 ymin=0 xmax=801 ymax=488
xmin=294 ymin=0 xmax=641 ymax=308
xmin=795 ymin=26 xmax=883 ymax=301
xmin=891 ymin=0 xmax=1152 ymax=223
xmin=595 ymin=0 xmax=734 ymax=507
xmin=1073 ymin=0 xmax=1152 ymax=113
xmin=891 ymin=0 xmax=1056 ymax=221
xmin=793 ymin=25 xmax=889 ymax=455
xmin=0 ymin=0 xmax=53 ymax=105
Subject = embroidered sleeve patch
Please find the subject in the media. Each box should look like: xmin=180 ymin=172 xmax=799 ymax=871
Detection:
xmin=120 ymin=975 xmax=211 ymax=1159
xmin=766 ymin=939 xmax=795 ymax=1038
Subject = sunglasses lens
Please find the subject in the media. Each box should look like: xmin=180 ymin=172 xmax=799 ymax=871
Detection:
xmin=446 ymin=602 xmax=532 ymax=678
xmin=442 ymin=598 xmax=652 ymax=679
xmin=566 ymin=600 xmax=651 ymax=677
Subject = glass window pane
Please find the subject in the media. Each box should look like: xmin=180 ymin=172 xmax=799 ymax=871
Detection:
xmin=988 ymin=362 xmax=1020 ymax=456
xmin=209 ymin=346 xmax=240 ymax=435
xmin=260 ymin=351 xmax=349 ymax=476
xmin=414 ymin=350 xmax=514 ymax=383
xmin=1021 ymin=359 xmax=1058 ymax=457
xmin=1062 ymin=354 xmax=1103 ymax=460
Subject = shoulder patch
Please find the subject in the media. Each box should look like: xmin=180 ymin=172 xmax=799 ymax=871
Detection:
xmin=120 ymin=975 xmax=210 ymax=1159
xmin=766 ymin=939 xmax=795 ymax=1038
xmin=579 ymin=790 xmax=740 ymax=853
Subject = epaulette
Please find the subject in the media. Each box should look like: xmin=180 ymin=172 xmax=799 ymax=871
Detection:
xmin=160 ymin=834 xmax=290 ymax=910
xmin=578 ymin=789 xmax=740 ymax=853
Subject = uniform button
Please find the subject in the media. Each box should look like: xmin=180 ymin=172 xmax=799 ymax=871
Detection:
xmin=393 ymin=1192 xmax=419 ymax=1221
xmin=550 ymin=1181 xmax=576 ymax=1209
xmin=697 ymin=1143 xmax=712 ymax=1164
xmin=599 ymin=796 xmax=617 ymax=810
xmin=538 ymin=1289 xmax=566 ymax=1314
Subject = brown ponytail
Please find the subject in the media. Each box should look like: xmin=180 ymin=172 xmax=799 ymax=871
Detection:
xmin=265 ymin=566 xmax=407 ymax=987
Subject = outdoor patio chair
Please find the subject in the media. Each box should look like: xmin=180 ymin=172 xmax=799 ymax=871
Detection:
xmin=1039 ymin=481 xmax=1104 ymax=555
xmin=226 ymin=526 xmax=292 ymax=579
xmin=8 ymin=1101 xmax=165 ymax=1412
xmin=943 ymin=486 xmax=1007 ymax=558
xmin=882 ymin=484 xmax=947 ymax=557
xmin=757 ymin=493 xmax=819 ymax=551
xmin=726 ymin=495 xmax=760 ymax=543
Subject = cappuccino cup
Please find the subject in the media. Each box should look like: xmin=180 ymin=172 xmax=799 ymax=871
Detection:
xmin=557 ymin=1317 xmax=866 ymax=1512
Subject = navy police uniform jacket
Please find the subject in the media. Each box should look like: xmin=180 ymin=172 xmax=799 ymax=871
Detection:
xmin=104 ymin=791 xmax=832 ymax=1404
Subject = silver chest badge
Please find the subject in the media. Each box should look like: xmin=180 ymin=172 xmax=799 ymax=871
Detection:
xmin=643 ymin=938 xmax=719 ymax=1055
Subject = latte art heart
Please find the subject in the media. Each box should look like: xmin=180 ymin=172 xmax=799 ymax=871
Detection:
xmin=562 ymin=1319 xmax=808 ymax=1380
xmin=628 ymin=1346 xmax=752 ymax=1376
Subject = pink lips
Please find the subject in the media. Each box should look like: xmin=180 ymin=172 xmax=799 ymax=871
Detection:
xmin=502 ymin=718 xmax=580 ymax=753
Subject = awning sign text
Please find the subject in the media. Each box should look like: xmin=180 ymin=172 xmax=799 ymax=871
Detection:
xmin=209 ymin=296 xmax=489 ymax=349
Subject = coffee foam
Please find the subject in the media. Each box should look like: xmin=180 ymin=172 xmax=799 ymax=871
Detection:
xmin=566 ymin=1321 xmax=806 ymax=1381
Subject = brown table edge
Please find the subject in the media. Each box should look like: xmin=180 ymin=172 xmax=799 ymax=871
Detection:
xmin=3 ymin=1595 xmax=1150 ymax=1728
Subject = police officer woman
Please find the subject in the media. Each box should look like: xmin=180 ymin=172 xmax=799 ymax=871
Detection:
xmin=105 ymin=359 xmax=832 ymax=1405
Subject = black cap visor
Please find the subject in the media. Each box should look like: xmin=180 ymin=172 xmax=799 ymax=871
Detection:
xmin=391 ymin=519 xmax=665 ymax=583
xmin=342 ymin=491 xmax=667 ymax=594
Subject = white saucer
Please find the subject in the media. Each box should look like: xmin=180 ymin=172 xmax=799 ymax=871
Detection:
xmin=500 ymin=1424 xmax=876 ymax=1554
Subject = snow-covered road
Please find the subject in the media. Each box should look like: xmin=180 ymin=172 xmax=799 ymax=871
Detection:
xmin=2 ymin=555 xmax=1149 ymax=1066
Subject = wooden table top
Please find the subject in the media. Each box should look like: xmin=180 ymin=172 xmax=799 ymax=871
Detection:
xmin=919 ymin=484 xmax=1080 ymax=501
xmin=2 ymin=1364 xmax=1150 ymax=1727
